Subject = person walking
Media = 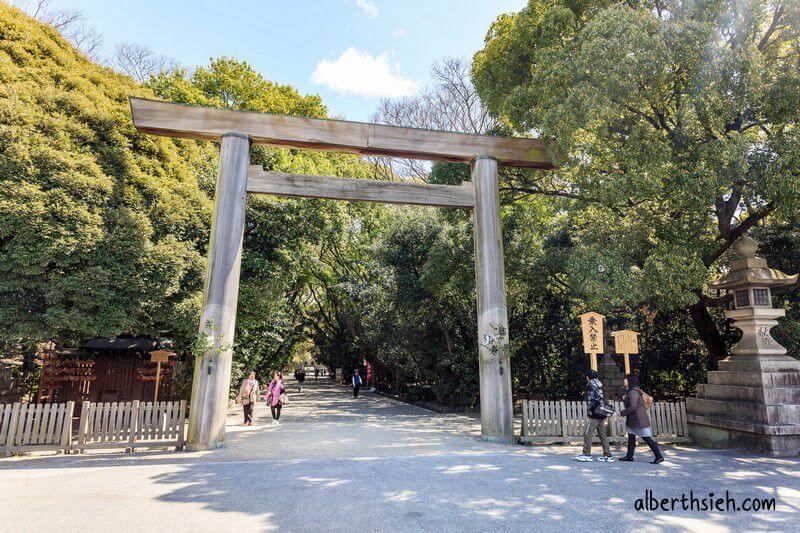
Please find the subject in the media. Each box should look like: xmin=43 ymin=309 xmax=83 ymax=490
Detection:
xmin=364 ymin=360 xmax=373 ymax=390
xmin=575 ymin=369 xmax=614 ymax=462
xmin=297 ymin=367 xmax=306 ymax=392
xmin=352 ymin=370 xmax=362 ymax=398
xmin=618 ymin=374 xmax=664 ymax=464
xmin=237 ymin=371 xmax=259 ymax=426
xmin=266 ymin=371 xmax=286 ymax=425
xmin=314 ymin=367 xmax=319 ymax=380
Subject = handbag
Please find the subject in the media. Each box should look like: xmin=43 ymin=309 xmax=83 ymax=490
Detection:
xmin=637 ymin=387 xmax=654 ymax=409
xmin=596 ymin=401 xmax=615 ymax=418
xmin=241 ymin=383 xmax=255 ymax=406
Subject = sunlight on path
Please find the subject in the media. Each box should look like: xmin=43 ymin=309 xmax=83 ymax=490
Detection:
xmin=0 ymin=379 xmax=798 ymax=532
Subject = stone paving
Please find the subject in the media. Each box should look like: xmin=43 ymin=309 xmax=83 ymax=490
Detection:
xmin=1 ymin=379 xmax=798 ymax=532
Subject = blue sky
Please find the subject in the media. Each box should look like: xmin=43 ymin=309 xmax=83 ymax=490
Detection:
xmin=53 ymin=0 xmax=527 ymax=121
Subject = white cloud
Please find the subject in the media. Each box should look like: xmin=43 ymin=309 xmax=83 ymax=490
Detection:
xmin=393 ymin=28 xmax=406 ymax=37
xmin=355 ymin=0 xmax=378 ymax=17
xmin=311 ymin=47 xmax=420 ymax=98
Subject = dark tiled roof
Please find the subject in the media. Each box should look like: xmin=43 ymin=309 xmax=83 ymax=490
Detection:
xmin=81 ymin=337 xmax=173 ymax=353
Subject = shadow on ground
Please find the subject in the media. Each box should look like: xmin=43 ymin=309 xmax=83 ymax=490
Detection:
xmin=1 ymin=380 xmax=798 ymax=532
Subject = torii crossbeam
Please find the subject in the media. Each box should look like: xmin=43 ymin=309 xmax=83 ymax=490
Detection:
xmin=129 ymin=96 xmax=553 ymax=450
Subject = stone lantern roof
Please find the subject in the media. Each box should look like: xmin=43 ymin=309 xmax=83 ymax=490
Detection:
xmin=708 ymin=236 xmax=798 ymax=291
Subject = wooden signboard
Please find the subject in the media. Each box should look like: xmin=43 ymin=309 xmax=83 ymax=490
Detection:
xmin=579 ymin=312 xmax=605 ymax=371
xmin=149 ymin=350 xmax=176 ymax=402
xmin=612 ymin=330 xmax=640 ymax=374
xmin=150 ymin=350 xmax=173 ymax=363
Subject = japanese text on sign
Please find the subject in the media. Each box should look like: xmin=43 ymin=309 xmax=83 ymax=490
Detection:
xmin=580 ymin=312 xmax=605 ymax=354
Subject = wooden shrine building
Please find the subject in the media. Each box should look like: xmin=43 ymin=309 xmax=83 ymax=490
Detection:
xmin=38 ymin=337 xmax=178 ymax=405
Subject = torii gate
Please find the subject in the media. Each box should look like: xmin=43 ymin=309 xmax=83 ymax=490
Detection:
xmin=129 ymin=97 xmax=553 ymax=450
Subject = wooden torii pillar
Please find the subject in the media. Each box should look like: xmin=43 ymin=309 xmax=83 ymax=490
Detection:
xmin=129 ymin=97 xmax=552 ymax=449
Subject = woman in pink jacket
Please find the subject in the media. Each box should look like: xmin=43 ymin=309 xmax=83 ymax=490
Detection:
xmin=265 ymin=371 xmax=286 ymax=425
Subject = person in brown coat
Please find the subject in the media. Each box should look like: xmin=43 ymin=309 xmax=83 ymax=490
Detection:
xmin=618 ymin=374 xmax=664 ymax=464
xmin=237 ymin=371 xmax=259 ymax=426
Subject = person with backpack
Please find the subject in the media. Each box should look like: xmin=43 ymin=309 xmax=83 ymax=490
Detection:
xmin=574 ymin=369 xmax=614 ymax=462
xmin=619 ymin=373 xmax=664 ymax=464
xmin=352 ymin=370 xmax=362 ymax=398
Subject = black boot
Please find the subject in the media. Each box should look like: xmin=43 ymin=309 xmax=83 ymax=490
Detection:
xmin=643 ymin=436 xmax=664 ymax=464
xmin=619 ymin=433 xmax=636 ymax=461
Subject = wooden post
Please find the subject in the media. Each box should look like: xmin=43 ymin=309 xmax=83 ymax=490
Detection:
xmin=177 ymin=399 xmax=187 ymax=451
xmin=559 ymin=399 xmax=568 ymax=440
xmin=128 ymin=400 xmax=139 ymax=451
xmin=187 ymin=132 xmax=251 ymax=451
xmin=4 ymin=403 xmax=20 ymax=456
xmin=623 ymin=353 xmax=631 ymax=375
xmin=472 ymin=156 xmax=514 ymax=443
xmin=589 ymin=353 xmax=598 ymax=371
xmin=61 ymin=401 xmax=74 ymax=451
xmin=153 ymin=361 xmax=162 ymax=403
xmin=77 ymin=401 xmax=90 ymax=452
xmin=521 ymin=399 xmax=528 ymax=439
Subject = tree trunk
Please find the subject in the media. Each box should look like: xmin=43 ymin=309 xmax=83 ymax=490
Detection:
xmin=688 ymin=299 xmax=728 ymax=368
xmin=442 ymin=324 xmax=453 ymax=354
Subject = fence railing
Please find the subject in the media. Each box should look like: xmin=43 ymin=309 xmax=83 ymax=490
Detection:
xmin=521 ymin=399 xmax=689 ymax=444
xmin=77 ymin=400 xmax=187 ymax=451
xmin=1 ymin=400 xmax=186 ymax=455
xmin=0 ymin=402 xmax=74 ymax=453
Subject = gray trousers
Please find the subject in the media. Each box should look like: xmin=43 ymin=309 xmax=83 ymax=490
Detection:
xmin=582 ymin=418 xmax=611 ymax=456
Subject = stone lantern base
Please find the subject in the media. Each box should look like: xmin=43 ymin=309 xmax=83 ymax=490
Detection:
xmin=597 ymin=354 xmax=626 ymax=401
xmin=686 ymin=355 xmax=800 ymax=457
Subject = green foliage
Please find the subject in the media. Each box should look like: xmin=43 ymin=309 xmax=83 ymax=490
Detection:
xmin=756 ymin=222 xmax=800 ymax=357
xmin=474 ymin=0 xmax=800 ymax=361
xmin=5 ymin=2 xmax=798 ymax=410
xmin=0 ymin=4 xmax=211 ymax=348
xmin=146 ymin=54 xmax=383 ymax=387
xmin=148 ymin=57 xmax=327 ymax=118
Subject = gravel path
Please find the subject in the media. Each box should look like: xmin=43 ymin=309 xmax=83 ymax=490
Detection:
xmin=1 ymin=379 xmax=798 ymax=532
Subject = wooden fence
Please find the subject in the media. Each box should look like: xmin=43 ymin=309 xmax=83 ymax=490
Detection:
xmin=0 ymin=402 xmax=74 ymax=453
xmin=1 ymin=400 xmax=186 ymax=455
xmin=521 ymin=399 xmax=689 ymax=444
xmin=77 ymin=400 xmax=187 ymax=451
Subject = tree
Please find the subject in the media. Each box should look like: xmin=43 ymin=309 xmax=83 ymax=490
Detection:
xmin=147 ymin=57 xmax=385 ymax=387
xmin=0 ymin=4 xmax=211 ymax=351
xmin=372 ymin=57 xmax=498 ymax=179
xmin=113 ymin=42 xmax=178 ymax=83
xmin=473 ymin=0 xmax=800 ymax=364
xmin=14 ymin=0 xmax=103 ymax=59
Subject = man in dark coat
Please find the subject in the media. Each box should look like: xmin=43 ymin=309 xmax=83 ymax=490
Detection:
xmin=575 ymin=369 xmax=614 ymax=462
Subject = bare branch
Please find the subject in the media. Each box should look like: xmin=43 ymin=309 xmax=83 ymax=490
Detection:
xmin=372 ymin=57 xmax=498 ymax=179
xmin=757 ymin=4 xmax=785 ymax=52
xmin=15 ymin=0 xmax=104 ymax=60
xmin=113 ymin=42 xmax=179 ymax=82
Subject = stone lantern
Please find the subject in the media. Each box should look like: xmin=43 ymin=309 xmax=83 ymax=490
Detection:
xmin=687 ymin=236 xmax=800 ymax=456
xmin=711 ymin=236 xmax=797 ymax=360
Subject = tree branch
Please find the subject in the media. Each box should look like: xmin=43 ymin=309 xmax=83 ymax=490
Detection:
xmin=703 ymin=202 xmax=776 ymax=266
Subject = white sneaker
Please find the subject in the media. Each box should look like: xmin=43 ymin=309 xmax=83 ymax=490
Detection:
xmin=597 ymin=456 xmax=615 ymax=463
xmin=574 ymin=455 xmax=593 ymax=462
